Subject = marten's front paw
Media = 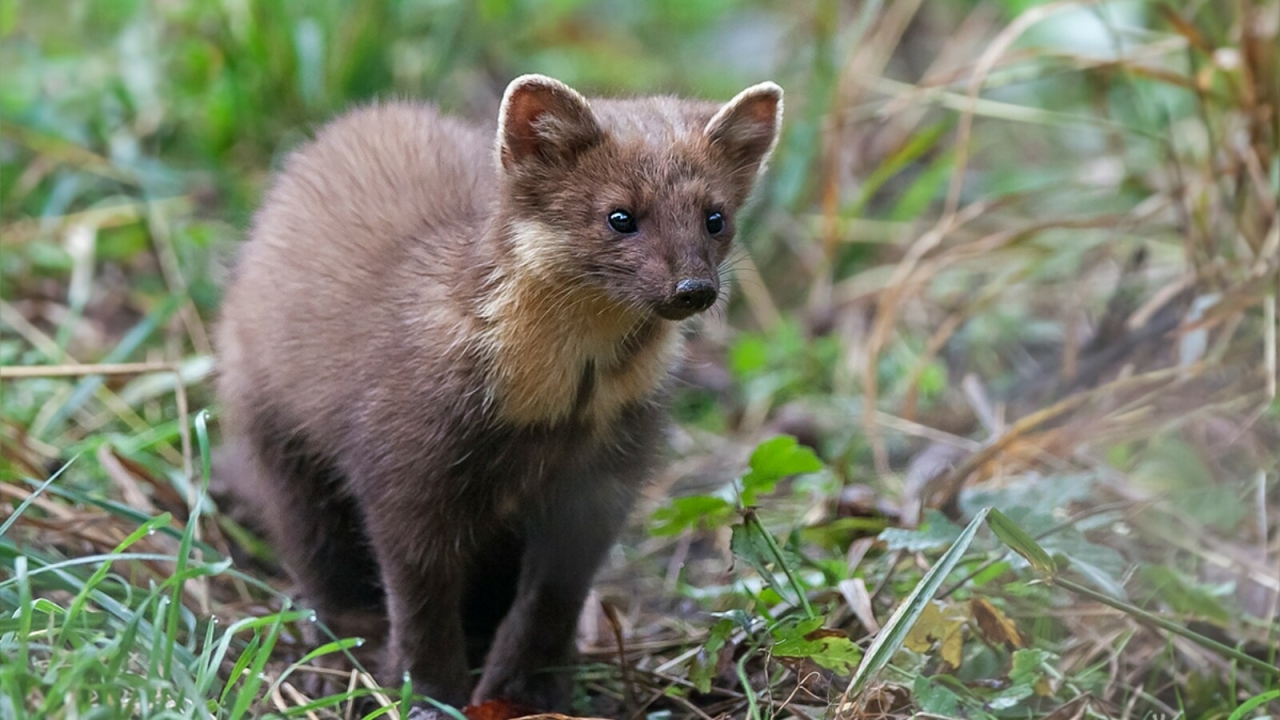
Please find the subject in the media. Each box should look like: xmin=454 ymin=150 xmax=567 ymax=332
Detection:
xmin=407 ymin=706 xmax=457 ymax=720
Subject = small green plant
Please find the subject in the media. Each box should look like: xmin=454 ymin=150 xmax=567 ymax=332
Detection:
xmin=653 ymin=435 xmax=864 ymax=680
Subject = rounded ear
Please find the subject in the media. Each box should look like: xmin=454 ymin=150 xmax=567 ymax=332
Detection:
xmin=704 ymin=81 xmax=784 ymax=178
xmin=497 ymin=74 xmax=603 ymax=171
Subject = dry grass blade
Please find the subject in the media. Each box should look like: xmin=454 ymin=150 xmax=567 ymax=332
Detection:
xmin=1 ymin=361 xmax=195 ymax=482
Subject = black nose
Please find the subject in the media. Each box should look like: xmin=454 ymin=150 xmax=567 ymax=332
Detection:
xmin=671 ymin=279 xmax=718 ymax=313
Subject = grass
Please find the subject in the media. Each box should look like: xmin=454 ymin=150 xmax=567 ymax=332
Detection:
xmin=2 ymin=0 xmax=1279 ymax=718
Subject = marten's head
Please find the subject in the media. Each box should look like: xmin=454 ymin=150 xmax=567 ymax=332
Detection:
xmin=496 ymin=75 xmax=782 ymax=322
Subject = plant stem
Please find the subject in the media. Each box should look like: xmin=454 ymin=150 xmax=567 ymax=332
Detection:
xmin=1055 ymin=577 xmax=1280 ymax=678
xmin=744 ymin=509 xmax=815 ymax=618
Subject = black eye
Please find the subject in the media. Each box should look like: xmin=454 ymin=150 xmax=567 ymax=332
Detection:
xmin=608 ymin=210 xmax=638 ymax=234
xmin=705 ymin=211 xmax=726 ymax=235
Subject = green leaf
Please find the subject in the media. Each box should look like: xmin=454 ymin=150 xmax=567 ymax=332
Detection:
xmin=1228 ymin=690 xmax=1280 ymax=720
xmin=1039 ymin=528 xmax=1128 ymax=599
xmin=988 ymin=508 xmax=1056 ymax=574
xmin=740 ymin=435 xmax=823 ymax=504
xmin=914 ymin=675 xmax=961 ymax=716
xmin=689 ymin=617 xmax=734 ymax=693
xmin=771 ymin=616 xmax=861 ymax=674
xmin=962 ymin=474 xmax=1095 ymax=521
xmin=1009 ymin=648 xmax=1052 ymax=683
xmin=729 ymin=522 xmax=795 ymax=604
xmin=1132 ymin=437 xmax=1245 ymax=532
xmin=846 ymin=508 xmax=990 ymax=697
xmin=987 ymin=682 xmax=1034 ymax=710
xmin=728 ymin=334 xmax=770 ymax=377
xmin=1134 ymin=565 xmax=1231 ymax=624
xmin=878 ymin=510 xmax=964 ymax=552
xmin=650 ymin=494 xmax=734 ymax=535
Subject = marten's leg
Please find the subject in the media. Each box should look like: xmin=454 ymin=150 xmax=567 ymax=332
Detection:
xmin=352 ymin=466 xmax=473 ymax=710
xmin=230 ymin=412 xmax=387 ymax=650
xmin=472 ymin=474 xmax=638 ymax=711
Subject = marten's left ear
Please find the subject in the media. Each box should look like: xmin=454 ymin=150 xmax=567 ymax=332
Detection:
xmin=705 ymin=81 xmax=784 ymax=178
xmin=498 ymin=74 xmax=603 ymax=171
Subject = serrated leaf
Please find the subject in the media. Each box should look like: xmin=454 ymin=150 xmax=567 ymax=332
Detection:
xmin=771 ymin=616 xmax=861 ymax=674
xmin=1009 ymin=648 xmax=1052 ymax=683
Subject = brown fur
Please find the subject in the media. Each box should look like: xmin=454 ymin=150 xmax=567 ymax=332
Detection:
xmin=215 ymin=75 xmax=782 ymax=712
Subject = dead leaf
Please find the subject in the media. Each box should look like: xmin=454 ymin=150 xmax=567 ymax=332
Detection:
xmin=969 ymin=597 xmax=1023 ymax=648
xmin=838 ymin=577 xmax=880 ymax=634
xmin=463 ymin=699 xmax=539 ymax=720
xmin=904 ymin=601 xmax=966 ymax=668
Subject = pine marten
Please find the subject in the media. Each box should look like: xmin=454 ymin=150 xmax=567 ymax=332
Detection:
xmin=215 ymin=74 xmax=782 ymax=712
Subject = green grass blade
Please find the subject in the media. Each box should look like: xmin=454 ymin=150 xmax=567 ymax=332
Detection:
xmin=988 ymin=508 xmax=1057 ymax=574
xmin=399 ymin=671 xmax=416 ymax=720
xmin=220 ymin=633 xmax=263 ymax=710
xmin=0 ymin=457 xmax=76 ymax=538
xmin=844 ymin=507 xmax=989 ymax=699
xmin=42 ymin=293 xmax=184 ymax=432
xmin=203 ymin=610 xmax=311 ymax=698
xmin=163 ymin=410 xmax=211 ymax=678
xmin=23 ymin=480 xmax=223 ymax=558
xmin=55 ymin=512 xmax=172 ymax=647
xmin=1228 ymin=690 xmax=1280 ymax=720
xmin=229 ymin=613 xmax=285 ymax=720
xmin=14 ymin=556 xmax=31 ymax=683
xmin=267 ymin=636 xmax=365 ymax=698
xmin=736 ymin=652 xmax=762 ymax=720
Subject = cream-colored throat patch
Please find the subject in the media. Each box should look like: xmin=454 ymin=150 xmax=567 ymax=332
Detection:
xmin=480 ymin=223 xmax=681 ymax=426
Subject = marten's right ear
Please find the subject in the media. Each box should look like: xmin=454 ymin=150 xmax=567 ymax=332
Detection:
xmin=497 ymin=75 xmax=603 ymax=171
xmin=704 ymin=81 xmax=783 ymax=180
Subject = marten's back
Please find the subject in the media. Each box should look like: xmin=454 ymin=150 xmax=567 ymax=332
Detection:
xmin=217 ymin=102 xmax=496 ymax=443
